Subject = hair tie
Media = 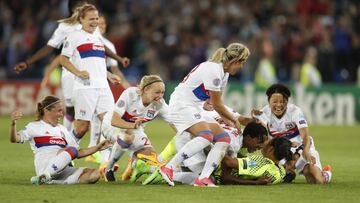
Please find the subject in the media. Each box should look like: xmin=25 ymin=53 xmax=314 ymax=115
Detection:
xmin=42 ymin=100 xmax=61 ymax=110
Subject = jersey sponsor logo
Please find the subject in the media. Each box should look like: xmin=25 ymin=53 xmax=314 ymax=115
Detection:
xmin=269 ymin=125 xmax=300 ymax=139
xmin=34 ymin=136 xmax=67 ymax=148
xmin=122 ymin=112 xmax=151 ymax=123
xmin=213 ymin=78 xmax=221 ymax=87
xmin=77 ymin=43 xmax=105 ymax=59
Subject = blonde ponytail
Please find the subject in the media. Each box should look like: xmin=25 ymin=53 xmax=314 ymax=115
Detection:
xmin=209 ymin=43 xmax=250 ymax=64
xmin=58 ymin=4 xmax=97 ymax=25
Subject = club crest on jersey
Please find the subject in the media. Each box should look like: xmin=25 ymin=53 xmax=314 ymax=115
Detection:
xmin=213 ymin=78 xmax=221 ymax=86
xmin=285 ymin=122 xmax=296 ymax=129
xmin=146 ymin=110 xmax=156 ymax=118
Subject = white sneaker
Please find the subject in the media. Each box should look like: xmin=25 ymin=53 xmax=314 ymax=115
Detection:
xmin=322 ymin=165 xmax=332 ymax=183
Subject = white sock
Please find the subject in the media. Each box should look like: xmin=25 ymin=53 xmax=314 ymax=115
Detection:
xmin=173 ymin=172 xmax=198 ymax=185
xmin=167 ymin=137 xmax=210 ymax=170
xmin=198 ymin=141 xmax=229 ymax=179
xmin=43 ymin=148 xmax=76 ymax=178
xmin=106 ymin=141 xmax=127 ymax=171
xmin=89 ymin=116 xmax=101 ymax=147
xmin=101 ymin=148 xmax=111 ymax=165
xmin=63 ymin=113 xmax=74 ymax=132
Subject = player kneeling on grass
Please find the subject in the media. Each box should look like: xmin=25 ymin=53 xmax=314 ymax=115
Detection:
xmin=101 ymin=75 xmax=173 ymax=182
xmin=253 ymin=83 xmax=332 ymax=184
xmin=9 ymin=96 xmax=112 ymax=185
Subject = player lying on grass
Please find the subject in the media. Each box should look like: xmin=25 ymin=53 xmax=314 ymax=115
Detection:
xmin=101 ymin=75 xmax=173 ymax=182
xmin=217 ymin=136 xmax=292 ymax=185
xmin=9 ymin=96 xmax=112 ymax=185
xmin=143 ymin=119 xmax=267 ymax=185
xmin=253 ymin=83 xmax=332 ymax=184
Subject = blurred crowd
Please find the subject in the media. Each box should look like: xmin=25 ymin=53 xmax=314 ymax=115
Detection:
xmin=1 ymin=0 xmax=359 ymax=86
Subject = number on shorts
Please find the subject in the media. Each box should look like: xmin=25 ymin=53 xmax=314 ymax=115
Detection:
xmin=142 ymin=137 xmax=150 ymax=146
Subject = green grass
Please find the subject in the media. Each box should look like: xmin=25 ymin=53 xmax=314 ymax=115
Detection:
xmin=0 ymin=117 xmax=360 ymax=203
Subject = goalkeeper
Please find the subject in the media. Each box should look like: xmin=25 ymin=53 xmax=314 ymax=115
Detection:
xmin=217 ymin=136 xmax=293 ymax=185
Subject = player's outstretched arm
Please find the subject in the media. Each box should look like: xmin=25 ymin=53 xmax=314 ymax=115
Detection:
xmin=9 ymin=110 xmax=23 ymax=143
xmin=77 ymin=140 xmax=112 ymax=158
xmin=14 ymin=45 xmax=54 ymax=73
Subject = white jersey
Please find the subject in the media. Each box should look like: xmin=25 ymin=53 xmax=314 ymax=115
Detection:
xmin=170 ymin=61 xmax=229 ymax=107
xmin=101 ymin=36 xmax=118 ymax=68
xmin=48 ymin=22 xmax=81 ymax=78
xmin=256 ymin=103 xmax=308 ymax=143
xmin=61 ymin=29 xmax=109 ymax=90
xmin=103 ymin=87 xmax=172 ymax=132
xmin=18 ymin=120 xmax=78 ymax=165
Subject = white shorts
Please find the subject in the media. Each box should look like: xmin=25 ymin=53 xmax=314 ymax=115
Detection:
xmin=73 ymin=88 xmax=114 ymax=121
xmin=48 ymin=166 xmax=86 ymax=184
xmin=102 ymin=124 xmax=152 ymax=156
xmin=168 ymin=101 xmax=206 ymax=134
xmin=61 ymin=70 xmax=75 ymax=107
xmin=34 ymin=152 xmax=85 ymax=185
xmin=293 ymin=137 xmax=322 ymax=174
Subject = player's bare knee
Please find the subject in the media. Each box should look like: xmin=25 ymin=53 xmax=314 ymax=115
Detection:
xmin=87 ymin=169 xmax=100 ymax=184
xmin=123 ymin=132 xmax=134 ymax=144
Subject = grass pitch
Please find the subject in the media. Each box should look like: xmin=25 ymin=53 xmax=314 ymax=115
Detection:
xmin=0 ymin=117 xmax=359 ymax=203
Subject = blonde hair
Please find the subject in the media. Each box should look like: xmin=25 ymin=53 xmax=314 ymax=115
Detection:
xmin=209 ymin=43 xmax=250 ymax=64
xmin=138 ymin=75 xmax=164 ymax=91
xmin=58 ymin=4 xmax=97 ymax=25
